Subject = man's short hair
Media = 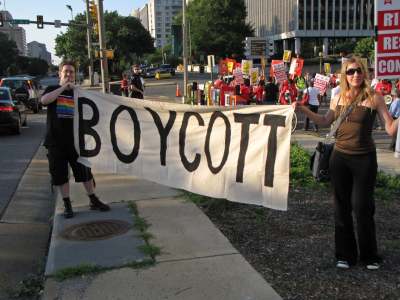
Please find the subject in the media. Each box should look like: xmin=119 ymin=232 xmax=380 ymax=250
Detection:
xmin=59 ymin=60 xmax=76 ymax=72
xmin=132 ymin=64 xmax=140 ymax=69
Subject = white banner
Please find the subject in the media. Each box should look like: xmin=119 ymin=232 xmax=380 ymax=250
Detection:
xmin=73 ymin=89 xmax=293 ymax=210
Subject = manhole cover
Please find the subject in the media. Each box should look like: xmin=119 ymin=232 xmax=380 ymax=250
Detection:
xmin=60 ymin=220 xmax=132 ymax=241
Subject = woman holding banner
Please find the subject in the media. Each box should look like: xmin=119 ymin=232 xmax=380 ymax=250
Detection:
xmin=293 ymin=56 xmax=399 ymax=270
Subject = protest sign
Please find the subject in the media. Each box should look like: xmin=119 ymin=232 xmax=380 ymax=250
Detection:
xmin=272 ymin=62 xmax=287 ymax=84
xmin=283 ymin=50 xmax=292 ymax=63
xmin=314 ymin=74 xmax=330 ymax=95
xmin=74 ymin=89 xmax=294 ymax=210
xmin=289 ymin=58 xmax=304 ymax=77
xmin=241 ymin=60 xmax=253 ymax=76
xmin=250 ymin=68 xmax=259 ymax=86
xmin=375 ymin=0 xmax=400 ymax=79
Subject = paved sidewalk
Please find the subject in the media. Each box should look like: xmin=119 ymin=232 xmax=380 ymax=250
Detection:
xmin=42 ymin=174 xmax=282 ymax=300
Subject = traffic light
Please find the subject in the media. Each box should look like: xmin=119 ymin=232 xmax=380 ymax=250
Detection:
xmin=93 ymin=23 xmax=99 ymax=35
xmin=37 ymin=15 xmax=44 ymax=29
xmin=89 ymin=1 xmax=98 ymax=23
xmin=0 ymin=13 xmax=4 ymax=27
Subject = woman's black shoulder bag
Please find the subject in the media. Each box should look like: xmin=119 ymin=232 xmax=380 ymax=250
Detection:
xmin=310 ymin=102 xmax=355 ymax=182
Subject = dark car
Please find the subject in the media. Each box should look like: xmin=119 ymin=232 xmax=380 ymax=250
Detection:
xmin=0 ymin=76 xmax=41 ymax=113
xmin=0 ymin=87 xmax=27 ymax=134
xmin=143 ymin=67 xmax=158 ymax=78
xmin=159 ymin=64 xmax=176 ymax=76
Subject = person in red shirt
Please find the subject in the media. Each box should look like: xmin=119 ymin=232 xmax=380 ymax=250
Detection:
xmin=254 ymin=79 xmax=265 ymax=104
xmin=213 ymin=75 xmax=225 ymax=89
xmin=279 ymin=79 xmax=297 ymax=104
xmin=375 ymin=79 xmax=392 ymax=96
xmin=120 ymin=73 xmax=129 ymax=97
xmin=240 ymin=78 xmax=252 ymax=104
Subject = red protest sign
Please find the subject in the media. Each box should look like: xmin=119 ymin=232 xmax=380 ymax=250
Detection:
xmin=377 ymin=32 xmax=400 ymax=54
xmin=272 ymin=62 xmax=287 ymax=84
xmin=375 ymin=1 xmax=400 ymax=79
xmin=376 ymin=56 xmax=400 ymax=77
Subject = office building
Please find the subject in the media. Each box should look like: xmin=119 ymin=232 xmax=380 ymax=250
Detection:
xmin=27 ymin=41 xmax=52 ymax=64
xmin=244 ymin=0 xmax=375 ymax=57
xmin=0 ymin=10 xmax=27 ymax=56
xmin=148 ymin=0 xmax=182 ymax=48
xmin=131 ymin=4 xmax=149 ymax=31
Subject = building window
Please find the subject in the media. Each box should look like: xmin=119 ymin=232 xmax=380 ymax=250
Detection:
xmin=298 ymin=0 xmax=305 ymax=30
xmin=313 ymin=0 xmax=319 ymax=30
xmin=328 ymin=0 xmax=333 ymax=29
xmin=157 ymin=34 xmax=162 ymax=38
xmin=335 ymin=0 xmax=341 ymax=30
xmin=306 ymin=0 xmax=312 ymax=30
xmin=320 ymin=0 xmax=327 ymax=30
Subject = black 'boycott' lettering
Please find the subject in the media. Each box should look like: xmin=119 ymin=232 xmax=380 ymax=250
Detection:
xmin=205 ymin=111 xmax=231 ymax=174
xmin=145 ymin=108 xmax=176 ymax=166
xmin=264 ymin=114 xmax=285 ymax=187
xmin=110 ymin=105 xmax=141 ymax=163
xmin=179 ymin=112 xmax=204 ymax=172
xmin=78 ymin=97 xmax=101 ymax=157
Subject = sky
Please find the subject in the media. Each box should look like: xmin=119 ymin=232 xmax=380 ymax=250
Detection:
xmin=2 ymin=0 xmax=148 ymax=63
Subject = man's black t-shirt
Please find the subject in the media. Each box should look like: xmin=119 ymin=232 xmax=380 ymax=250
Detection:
xmin=129 ymin=74 xmax=144 ymax=99
xmin=264 ymin=82 xmax=279 ymax=104
xmin=42 ymin=85 xmax=74 ymax=147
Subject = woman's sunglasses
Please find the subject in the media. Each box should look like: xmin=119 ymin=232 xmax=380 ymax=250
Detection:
xmin=345 ymin=67 xmax=363 ymax=75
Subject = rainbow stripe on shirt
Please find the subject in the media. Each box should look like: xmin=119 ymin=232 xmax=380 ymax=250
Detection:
xmin=56 ymin=95 xmax=74 ymax=118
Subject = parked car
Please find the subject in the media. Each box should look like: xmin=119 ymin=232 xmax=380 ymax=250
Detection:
xmin=155 ymin=69 xmax=173 ymax=80
xmin=143 ymin=67 xmax=158 ymax=78
xmin=158 ymin=64 xmax=176 ymax=76
xmin=0 ymin=76 xmax=41 ymax=113
xmin=0 ymin=87 xmax=27 ymax=134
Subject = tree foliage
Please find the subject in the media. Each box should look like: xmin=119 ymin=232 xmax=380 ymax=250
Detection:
xmin=0 ymin=32 xmax=19 ymax=76
xmin=354 ymin=37 xmax=375 ymax=61
xmin=55 ymin=12 xmax=155 ymax=75
xmin=178 ymin=0 xmax=254 ymax=60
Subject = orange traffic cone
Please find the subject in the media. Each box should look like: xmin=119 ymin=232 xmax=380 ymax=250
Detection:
xmin=176 ymin=84 xmax=182 ymax=97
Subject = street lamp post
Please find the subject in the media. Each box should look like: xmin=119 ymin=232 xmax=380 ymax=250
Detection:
xmin=319 ymin=51 xmax=323 ymax=74
xmin=66 ymin=5 xmax=73 ymax=20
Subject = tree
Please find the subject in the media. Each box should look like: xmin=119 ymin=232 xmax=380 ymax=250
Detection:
xmin=178 ymin=0 xmax=254 ymax=60
xmin=354 ymin=37 xmax=374 ymax=61
xmin=0 ymin=32 xmax=19 ymax=76
xmin=55 ymin=12 xmax=155 ymax=75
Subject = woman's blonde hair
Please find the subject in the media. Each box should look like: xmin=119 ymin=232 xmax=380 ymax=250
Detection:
xmin=338 ymin=56 xmax=374 ymax=114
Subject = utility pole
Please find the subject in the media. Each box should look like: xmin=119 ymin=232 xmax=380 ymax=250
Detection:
xmin=96 ymin=0 xmax=108 ymax=93
xmin=182 ymin=0 xmax=188 ymax=103
xmin=85 ymin=0 xmax=94 ymax=86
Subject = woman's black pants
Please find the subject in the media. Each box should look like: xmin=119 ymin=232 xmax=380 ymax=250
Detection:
xmin=304 ymin=104 xmax=319 ymax=131
xmin=329 ymin=149 xmax=379 ymax=265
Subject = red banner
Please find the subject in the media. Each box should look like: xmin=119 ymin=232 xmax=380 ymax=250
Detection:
xmin=377 ymin=10 xmax=400 ymax=31
xmin=377 ymin=33 xmax=400 ymax=54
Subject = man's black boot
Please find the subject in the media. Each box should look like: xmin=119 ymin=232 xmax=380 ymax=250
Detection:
xmin=89 ymin=194 xmax=110 ymax=211
xmin=63 ymin=198 xmax=74 ymax=218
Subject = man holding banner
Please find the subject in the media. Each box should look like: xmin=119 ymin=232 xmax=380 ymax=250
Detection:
xmin=40 ymin=60 xmax=110 ymax=218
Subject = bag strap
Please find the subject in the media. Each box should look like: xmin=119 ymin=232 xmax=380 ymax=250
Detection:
xmin=325 ymin=96 xmax=358 ymax=141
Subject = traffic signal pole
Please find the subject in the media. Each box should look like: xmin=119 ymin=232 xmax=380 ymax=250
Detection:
xmin=96 ymin=0 xmax=109 ymax=93
xmin=182 ymin=0 xmax=188 ymax=103
xmin=85 ymin=0 xmax=94 ymax=86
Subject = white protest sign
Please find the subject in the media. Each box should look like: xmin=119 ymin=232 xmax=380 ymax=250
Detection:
xmin=272 ymin=62 xmax=287 ymax=84
xmin=314 ymin=73 xmax=330 ymax=95
xmin=74 ymin=89 xmax=293 ymax=210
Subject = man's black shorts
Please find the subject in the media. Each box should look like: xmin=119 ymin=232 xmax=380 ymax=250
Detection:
xmin=47 ymin=145 xmax=93 ymax=186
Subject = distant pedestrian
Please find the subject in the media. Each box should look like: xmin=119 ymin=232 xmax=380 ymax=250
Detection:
xmin=40 ymin=60 xmax=110 ymax=219
xmin=129 ymin=64 xmax=144 ymax=99
xmin=294 ymin=56 xmax=399 ymax=270
xmin=264 ymin=76 xmax=279 ymax=104
xmin=303 ymin=79 xmax=320 ymax=131
xmin=389 ymin=89 xmax=400 ymax=151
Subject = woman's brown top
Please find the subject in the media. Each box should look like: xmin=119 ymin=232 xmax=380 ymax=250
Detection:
xmin=334 ymin=105 xmax=377 ymax=154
